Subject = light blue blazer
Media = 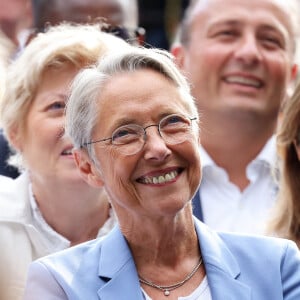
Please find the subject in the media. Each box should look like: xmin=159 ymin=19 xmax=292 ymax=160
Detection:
xmin=23 ymin=218 xmax=300 ymax=300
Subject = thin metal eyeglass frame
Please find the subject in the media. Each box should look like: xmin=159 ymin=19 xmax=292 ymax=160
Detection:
xmin=81 ymin=114 xmax=198 ymax=153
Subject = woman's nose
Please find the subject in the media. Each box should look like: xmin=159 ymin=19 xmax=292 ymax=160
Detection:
xmin=143 ymin=126 xmax=171 ymax=161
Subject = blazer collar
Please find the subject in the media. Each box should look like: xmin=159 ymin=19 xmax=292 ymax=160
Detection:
xmin=97 ymin=226 xmax=143 ymax=300
xmin=97 ymin=220 xmax=251 ymax=300
xmin=195 ymin=218 xmax=251 ymax=299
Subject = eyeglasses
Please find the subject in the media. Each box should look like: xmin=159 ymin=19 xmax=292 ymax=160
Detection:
xmin=82 ymin=114 xmax=197 ymax=156
xmin=26 ymin=24 xmax=146 ymax=46
xmin=102 ymin=25 xmax=146 ymax=45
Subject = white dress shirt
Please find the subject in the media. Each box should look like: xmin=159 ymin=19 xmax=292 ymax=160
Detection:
xmin=198 ymin=136 xmax=278 ymax=235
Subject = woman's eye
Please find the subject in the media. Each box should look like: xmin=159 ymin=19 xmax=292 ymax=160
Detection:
xmin=48 ymin=101 xmax=65 ymax=110
xmin=112 ymin=126 xmax=140 ymax=143
xmin=113 ymin=129 xmax=131 ymax=139
xmin=164 ymin=115 xmax=186 ymax=125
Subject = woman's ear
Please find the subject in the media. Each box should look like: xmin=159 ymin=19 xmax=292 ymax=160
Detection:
xmin=74 ymin=149 xmax=104 ymax=188
xmin=8 ymin=125 xmax=22 ymax=151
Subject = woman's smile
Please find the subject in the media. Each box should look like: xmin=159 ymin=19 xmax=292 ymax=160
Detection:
xmin=136 ymin=167 xmax=183 ymax=185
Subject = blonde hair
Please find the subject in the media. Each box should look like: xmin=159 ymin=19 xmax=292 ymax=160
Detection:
xmin=0 ymin=30 xmax=14 ymax=119
xmin=0 ymin=22 xmax=130 ymax=169
xmin=267 ymin=82 xmax=300 ymax=248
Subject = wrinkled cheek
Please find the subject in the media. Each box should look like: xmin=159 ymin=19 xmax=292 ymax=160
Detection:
xmin=95 ymin=148 xmax=118 ymax=180
xmin=191 ymin=157 xmax=202 ymax=196
xmin=102 ymin=150 xmax=139 ymax=205
xmin=105 ymin=174 xmax=140 ymax=213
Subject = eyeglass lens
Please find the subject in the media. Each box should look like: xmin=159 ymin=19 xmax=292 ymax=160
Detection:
xmin=111 ymin=114 xmax=194 ymax=155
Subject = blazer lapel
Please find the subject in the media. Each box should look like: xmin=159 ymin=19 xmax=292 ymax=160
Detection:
xmin=206 ymin=265 xmax=251 ymax=300
xmin=97 ymin=221 xmax=251 ymax=300
xmin=97 ymin=227 xmax=143 ymax=300
xmin=195 ymin=219 xmax=251 ymax=300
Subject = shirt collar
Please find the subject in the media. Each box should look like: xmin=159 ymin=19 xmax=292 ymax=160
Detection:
xmin=200 ymin=135 xmax=277 ymax=170
xmin=254 ymin=135 xmax=277 ymax=166
xmin=29 ymin=183 xmax=70 ymax=252
xmin=199 ymin=146 xmax=216 ymax=168
xmin=28 ymin=183 xmax=117 ymax=252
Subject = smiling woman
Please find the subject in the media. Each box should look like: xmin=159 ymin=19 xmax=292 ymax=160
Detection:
xmin=22 ymin=46 xmax=300 ymax=300
xmin=0 ymin=23 xmax=131 ymax=300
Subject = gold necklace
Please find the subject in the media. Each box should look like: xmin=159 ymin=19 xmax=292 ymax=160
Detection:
xmin=139 ymin=257 xmax=203 ymax=296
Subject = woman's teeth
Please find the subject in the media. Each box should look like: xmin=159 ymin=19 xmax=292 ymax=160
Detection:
xmin=141 ymin=170 xmax=178 ymax=184
xmin=62 ymin=149 xmax=73 ymax=155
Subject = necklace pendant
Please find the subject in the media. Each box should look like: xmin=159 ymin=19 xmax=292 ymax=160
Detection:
xmin=164 ymin=290 xmax=170 ymax=296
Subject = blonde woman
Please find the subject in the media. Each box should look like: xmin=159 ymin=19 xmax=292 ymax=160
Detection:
xmin=0 ymin=23 xmax=130 ymax=300
xmin=0 ymin=30 xmax=13 ymax=105
xmin=0 ymin=30 xmax=18 ymax=178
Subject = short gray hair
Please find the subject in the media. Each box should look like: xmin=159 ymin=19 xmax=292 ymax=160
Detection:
xmin=65 ymin=47 xmax=199 ymax=161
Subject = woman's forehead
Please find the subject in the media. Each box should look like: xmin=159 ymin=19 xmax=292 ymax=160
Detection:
xmin=95 ymin=70 xmax=190 ymax=127
xmin=98 ymin=70 xmax=179 ymax=107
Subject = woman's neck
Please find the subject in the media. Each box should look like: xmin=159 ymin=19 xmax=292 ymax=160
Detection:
xmin=31 ymin=178 xmax=110 ymax=245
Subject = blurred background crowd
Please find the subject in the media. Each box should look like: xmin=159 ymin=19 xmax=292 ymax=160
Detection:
xmin=1 ymin=0 xmax=300 ymax=299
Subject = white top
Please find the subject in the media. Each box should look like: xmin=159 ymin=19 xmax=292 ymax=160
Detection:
xmin=142 ymin=276 xmax=212 ymax=300
xmin=198 ymin=136 xmax=278 ymax=235
xmin=29 ymin=182 xmax=116 ymax=252
xmin=0 ymin=172 xmax=117 ymax=300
